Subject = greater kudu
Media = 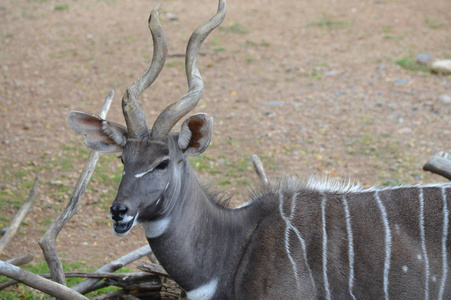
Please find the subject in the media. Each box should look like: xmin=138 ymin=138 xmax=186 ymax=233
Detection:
xmin=68 ymin=0 xmax=450 ymax=299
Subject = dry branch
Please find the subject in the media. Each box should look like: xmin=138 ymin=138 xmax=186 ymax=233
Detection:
xmin=423 ymin=151 xmax=451 ymax=181
xmin=0 ymin=271 xmax=132 ymax=291
xmin=105 ymin=273 xmax=161 ymax=291
xmin=72 ymin=244 xmax=152 ymax=294
xmin=0 ymin=279 xmax=17 ymax=291
xmin=0 ymin=177 xmax=39 ymax=254
xmin=138 ymin=261 xmax=170 ymax=278
xmin=38 ymin=91 xmax=114 ymax=286
xmin=251 ymin=154 xmax=268 ymax=185
xmin=0 ymin=260 xmax=88 ymax=300
xmin=0 ymin=269 xmax=159 ymax=291
xmin=90 ymin=290 xmax=127 ymax=300
xmin=6 ymin=253 xmax=34 ymax=266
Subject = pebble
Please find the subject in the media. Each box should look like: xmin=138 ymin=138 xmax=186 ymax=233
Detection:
xmin=394 ymin=78 xmax=408 ymax=84
xmin=165 ymin=12 xmax=178 ymax=21
xmin=416 ymin=53 xmax=433 ymax=66
xmin=399 ymin=127 xmax=413 ymax=134
xmin=431 ymin=60 xmax=451 ymax=75
xmin=439 ymin=94 xmax=451 ymax=104
xmin=325 ymin=70 xmax=340 ymax=77
xmin=0 ymin=227 xmax=7 ymax=236
xmin=268 ymin=101 xmax=285 ymax=106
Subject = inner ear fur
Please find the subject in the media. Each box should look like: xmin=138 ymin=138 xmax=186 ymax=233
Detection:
xmin=178 ymin=113 xmax=213 ymax=157
xmin=68 ymin=111 xmax=127 ymax=153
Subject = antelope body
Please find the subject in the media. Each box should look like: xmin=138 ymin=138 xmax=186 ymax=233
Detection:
xmin=68 ymin=0 xmax=450 ymax=298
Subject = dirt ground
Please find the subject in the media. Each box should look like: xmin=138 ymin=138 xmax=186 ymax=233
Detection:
xmin=1 ymin=0 xmax=450 ymax=296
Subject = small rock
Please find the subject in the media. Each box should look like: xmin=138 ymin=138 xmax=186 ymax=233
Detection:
xmin=439 ymin=94 xmax=451 ymax=104
xmin=394 ymin=78 xmax=408 ymax=84
xmin=268 ymin=101 xmax=285 ymax=106
xmin=334 ymin=91 xmax=343 ymax=98
xmin=378 ymin=65 xmax=387 ymax=71
xmin=399 ymin=127 xmax=413 ymax=134
xmin=325 ymin=70 xmax=340 ymax=77
xmin=51 ymin=180 xmax=63 ymax=186
xmin=265 ymin=112 xmax=275 ymax=118
xmin=0 ymin=227 xmax=8 ymax=236
xmin=431 ymin=60 xmax=451 ymax=75
xmin=165 ymin=12 xmax=178 ymax=21
xmin=416 ymin=53 xmax=433 ymax=66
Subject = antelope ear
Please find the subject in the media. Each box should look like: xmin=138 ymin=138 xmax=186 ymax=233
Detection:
xmin=68 ymin=111 xmax=127 ymax=153
xmin=178 ymin=113 xmax=213 ymax=157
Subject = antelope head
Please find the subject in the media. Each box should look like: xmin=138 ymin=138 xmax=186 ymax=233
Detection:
xmin=68 ymin=1 xmax=225 ymax=236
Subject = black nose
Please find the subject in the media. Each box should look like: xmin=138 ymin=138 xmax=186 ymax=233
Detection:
xmin=110 ymin=204 xmax=128 ymax=221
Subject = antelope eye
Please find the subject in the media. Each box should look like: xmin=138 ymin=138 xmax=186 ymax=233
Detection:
xmin=155 ymin=159 xmax=169 ymax=170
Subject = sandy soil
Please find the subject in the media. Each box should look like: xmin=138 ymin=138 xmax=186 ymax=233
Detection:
xmin=0 ymin=0 xmax=450 ymax=296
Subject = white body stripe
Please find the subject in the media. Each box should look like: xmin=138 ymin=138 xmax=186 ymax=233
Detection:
xmin=278 ymin=191 xmax=316 ymax=292
xmin=279 ymin=191 xmax=301 ymax=290
xmin=288 ymin=192 xmax=316 ymax=291
xmin=342 ymin=196 xmax=357 ymax=300
xmin=186 ymin=279 xmax=218 ymax=300
xmin=321 ymin=195 xmax=331 ymax=300
xmin=375 ymin=190 xmax=391 ymax=300
xmin=439 ymin=187 xmax=449 ymax=300
xmin=419 ymin=188 xmax=430 ymax=300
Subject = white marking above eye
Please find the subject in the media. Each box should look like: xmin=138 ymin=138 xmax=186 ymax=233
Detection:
xmin=135 ymin=169 xmax=152 ymax=178
xmin=134 ymin=156 xmax=170 ymax=178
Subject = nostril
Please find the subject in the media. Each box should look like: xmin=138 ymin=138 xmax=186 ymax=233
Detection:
xmin=110 ymin=204 xmax=128 ymax=221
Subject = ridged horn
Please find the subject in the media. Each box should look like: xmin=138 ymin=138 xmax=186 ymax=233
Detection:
xmin=150 ymin=0 xmax=226 ymax=140
xmin=122 ymin=4 xmax=168 ymax=139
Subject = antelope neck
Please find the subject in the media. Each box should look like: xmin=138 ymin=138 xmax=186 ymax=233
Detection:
xmin=142 ymin=153 xmax=259 ymax=296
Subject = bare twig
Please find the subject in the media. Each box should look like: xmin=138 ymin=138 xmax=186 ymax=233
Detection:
xmin=67 ymin=271 xmax=155 ymax=279
xmin=0 ymin=260 xmax=88 ymax=300
xmin=90 ymin=290 xmax=127 ymax=300
xmin=6 ymin=253 xmax=34 ymax=266
xmin=72 ymin=244 xmax=152 ymax=294
xmin=423 ymin=151 xmax=451 ymax=181
xmin=0 ymin=270 xmax=157 ymax=291
xmin=0 ymin=177 xmax=39 ymax=254
xmin=105 ymin=274 xmax=161 ymax=291
xmin=251 ymin=154 xmax=268 ymax=185
xmin=0 ymin=271 xmax=150 ymax=291
xmin=38 ymin=91 xmax=114 ymax=286
xmin=0 ymin=278 xmax=17 ymax=290
xmin=138 ymin=261 xmax=170 ymax=278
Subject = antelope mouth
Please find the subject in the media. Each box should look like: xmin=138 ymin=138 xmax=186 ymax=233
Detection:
xmin=113 ymin=219 xmax=134 ymax=235
xmin=112 ymin=215 xmax=137 ymax=236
